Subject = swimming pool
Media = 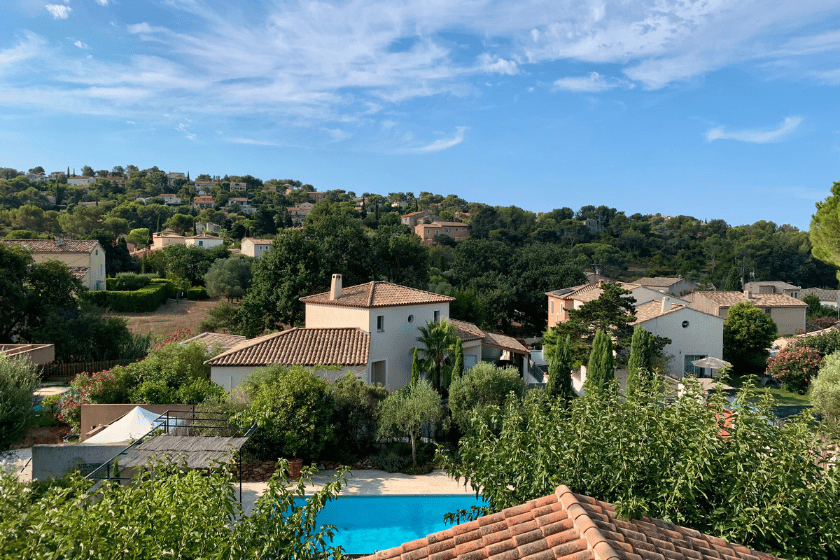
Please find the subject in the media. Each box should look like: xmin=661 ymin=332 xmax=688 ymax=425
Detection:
xmin=299 ymin=494 xmax=486 ymax=554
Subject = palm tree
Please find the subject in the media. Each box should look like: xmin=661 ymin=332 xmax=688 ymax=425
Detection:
xmin=416 ymin=318 xmax=459 ymax=392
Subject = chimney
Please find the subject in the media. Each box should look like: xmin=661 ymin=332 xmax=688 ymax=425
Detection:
xmin=661 ymin=296 xmax=672 ymax=313
xmin=330 ymin=274 xmax=342 ymax=300
xmin=744 ymin=290 xmax=752 ymax=300
xmin=597 ymin=279 xmax=604 ymax=287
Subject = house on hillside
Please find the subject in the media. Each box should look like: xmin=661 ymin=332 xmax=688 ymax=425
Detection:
xmin=685 ymin=290 xmax=807 ymax=335
xmin=414 ymin=222 xmax=469 ymax=245
xmin=401 ymin=210 xmax=435 ymax=228
xmin=0 ymin=238 xmax=106 ymax=291
xmin=632 ymin=297 xmax=724 ymax=378
xmin=241 ymin=237 xmax=273 ymax=258
xmin=227 ymin=197 xmax=256 ymax=214
xmin=634 ymin=276 xmax=699 ymax=296
xmin=195 ymin=222 xmax=221 ymax=235
xmin=192 ymin=195 xmax=215 ymax=209
xmin=159 ymin=193 xmax=182 ymax=206
xmin=152 ymin=231 xmax=186 ymax=250
xmin=166 ymin=172 xmax=186 ymax=186
xmin=800 ymin=287 xmax=840 ymax=308
xmin=545 ymin=282 xmax=687 ymax=328
xmin=184 ymin=233 xmax=224 ymax=249
xmin=449 ymin=319 xmax=530 ymax=374
xmin=743 ymin=280 xmax=801 ymax=299
xmin=287 ymin=203 xmax=314 ymax=222
xmin=230 ymin=182 xmax=247 ymax=192
xmin=67 ymin=176 xmax=97 ymax=187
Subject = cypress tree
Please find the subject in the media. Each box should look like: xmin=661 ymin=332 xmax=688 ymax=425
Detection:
xmin=411 ymin=347 xmax=421 ymax=386
xmin=627 ymin=325 xmax=654 ymax=393
xmin=546 ymin=335 xmax=574 ymax=402
xmin=452 ymin=338 xmax=464 ymax=379
xmin=586 ymin=329 xmax=614 ymax=392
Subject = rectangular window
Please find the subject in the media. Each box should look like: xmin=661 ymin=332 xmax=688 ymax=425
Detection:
xmin=377 ymin=315 xmax=385 ymax=332
xmin=371 ymin=360 xmax=386 ymax=386
xmin=434 ymin=311 xmax=440 ymax=322
xmin=550 ymin=300 xmax=554 ymax=314
xmin=684 ymin=354 xmax=707 ymax=377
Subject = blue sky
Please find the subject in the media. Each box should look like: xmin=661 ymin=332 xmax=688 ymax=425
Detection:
xmin=3 ymin=0 xmax=840 ymax=229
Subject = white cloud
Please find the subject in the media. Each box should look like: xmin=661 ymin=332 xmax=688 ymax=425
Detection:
xmin=176 ymin=122 xmax=196 ymax=140
xmin=94 ymin=0 xmax=109 ymax=5
xmin=705 ymin=116 xmax=803 ymax=144
xmin=413 ymin=126 xmax=467 ymax=154
xmin=126 ymin=120 xmax=135 ymax=125
xmin=479 ymin=54 xmax=519 ymax=75
xmin=321 ymin=128 xmax=351 ymax=141
xmin=553 ymin=72 xmax=628 ymax=93
xmin=228 ymin=137 xmax=278 ymax=146
xmin=73 ymin=40 xmax=88 ymax=49
xmin=381 ymin=120 xmax=397 ymax=130
xmin=0 ymin=31 xmax=47 ymax=71
xmin=45 ymin=4 xmax=71 ymax=19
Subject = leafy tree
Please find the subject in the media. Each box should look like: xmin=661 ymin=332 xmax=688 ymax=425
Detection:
xmin=331 ymin=374 xmax=387 ymax=455
xmin=545 ymin=335 xmax=573 ymax=402
xmin=0 ymin=353 xmax=40 ymax=451
xmin=448 ymin=362 xmax=525 ymax=434
xmin=442 ymin=378 xmax=840 ymax=560
xmin=811 ymin=181 xmax=840 ymax=282
xmin=162 ymin=244 xmax=228 ymax=285
xmin=126 ymin=227 xmax=151 ymax=249
xmin=80 ymin=165 xmax=94 ymax=177
xmin=811 ymin=352 xmax=840 ymax=437
xmin=198 ymin=301 xmax=239 ymax=333
xmin=416 ymin=319 xmax=459 ymax=392
xmin=0 ymin=458 xmax=348 ymax=559
xmin=411 ymin=347 xmax=421 ymax=386
xmin=379 ymin=380 xmax=444 ymax=466
xmin=723 ymin=301 xmax=778 ymax=373
xmin=165 ymin=213 xmax=195 ymax=235
xmin=0 ymin=244 xmax=30 ymax=341
xmin=585 ymin=329 xmax=614 ymax=392
xmin=203 ymin=256 xmax=253 ymax=301
xmin=626 ymin=325 xmax=654 ymax=393
xmin=370 ymin=224 xmax=430 ymax=288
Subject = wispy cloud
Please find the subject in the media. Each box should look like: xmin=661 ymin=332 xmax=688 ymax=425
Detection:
xmin=176 ymin=122 xmax=196 ymax=140
xmin=45 ymin=4 xmax=71 ymax=20
xmin=321 ymin=128 xmax=352 ymax=142
xmin=94 ymin=0 xmax=109 ymax=6
xmin=705 ymin=116 xmax=803 ymax=144
xmin=228 ymin=137 xmax=278 ymax=146
xmin=553 ymin=72 xmax=630 ymax=93
xmin=413 ymin=127 xmax=467 ymax=154
xmin=73 ymin=40 xmax=88 ymax=49
xmin=478 ymin=54 xmax=519 ymax=75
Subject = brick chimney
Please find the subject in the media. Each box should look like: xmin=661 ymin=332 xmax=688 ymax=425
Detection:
xmin=661 ymin=296 xmax=672 ymax=313
xmin=330 ymin=274 xmax=342 ymax=300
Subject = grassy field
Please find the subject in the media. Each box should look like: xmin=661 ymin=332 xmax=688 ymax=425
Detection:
xmin=110 ymin=298 xmax=221 ymax=339
xmin=727 ymin=375 xmax=811 ymax=407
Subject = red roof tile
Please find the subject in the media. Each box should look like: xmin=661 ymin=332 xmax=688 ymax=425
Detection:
xmin=357 ymin=486 xmax=785 ymax=560
xmin=300 ymin=281 xmax=454 ymax=309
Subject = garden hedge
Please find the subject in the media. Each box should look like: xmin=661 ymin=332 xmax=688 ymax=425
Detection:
xmin=83 ymin=282 xmax=169 ymax=312
xmin=185 ymin=286 xmax=208 ymax=300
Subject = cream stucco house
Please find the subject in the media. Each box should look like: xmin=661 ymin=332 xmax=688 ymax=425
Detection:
xmin=184 ymin=233 xmax=224 ymax=249
xmin=632 ymin=297 xmax=724 ymax=378
xmin=685 ymin=290 xmax=807 ymax=335
xmin=634 ymin=276 xmax=699 ymax=296
xmin=1 ymin=238 xmax=106 ymax=291
xmin=240 ymin=237 xmax=273 ymax=258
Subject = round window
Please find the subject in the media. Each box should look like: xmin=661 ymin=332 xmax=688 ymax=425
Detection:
xmin=682 ymin=320 xmax=689 ymax=328
xmin=408 ymin=315 xmax=415 ymax=324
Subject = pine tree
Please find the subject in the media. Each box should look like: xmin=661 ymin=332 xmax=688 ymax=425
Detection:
xmin=411 ymin=347 xmax=421 ymax=386
xmin=452 ymin=338 xmax=464 ymax=379
xmin=627 ymin=325 xmax=654 ymax=394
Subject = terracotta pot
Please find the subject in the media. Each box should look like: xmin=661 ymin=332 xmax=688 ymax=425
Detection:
xmin=287 ymin=458 xmax=303 ymax=480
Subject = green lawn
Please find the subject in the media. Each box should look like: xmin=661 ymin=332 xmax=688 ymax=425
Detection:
xmin=727 ymin=375 xmax=811 ymax=407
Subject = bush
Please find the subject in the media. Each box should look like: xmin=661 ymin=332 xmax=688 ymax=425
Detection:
xmin=130 ymin=380 xmax=177 ymax=404
xmin=793 ymin=327 xmax=840 ymax=357
xmin=448 ymin=362 xmax=526 ymax=434
xmin=176 ymin=378 xmax=227 ymax=405
xmin=199 ymin=301 xmax=239 ymax=333
xmin=766 ymin=346 xmax=823 ymax=394
xmin=239 ymin=365 xmax=337 ymax=462
xmin=83 ymin=282 xmax=169 ymax=313
xmin=374 ymin=448 xmax=411 ymax=473
xmin=723 ymin=301 xmax=778 ymax=373
xmin=185 ymin=286 xmax=208 ymax=300
xmin=0 ymin=353 xmax=40 ymax=450
xmin=108 ymin=272 xmax=156 ymax=291
xmin=331 ymin=374 xmax=387 ymax=457
xmin=811 ymin=352 xmax=840 ymax=435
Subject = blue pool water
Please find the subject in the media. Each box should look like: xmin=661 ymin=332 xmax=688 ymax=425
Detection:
xmin=297 ymin=494 xmax=485 ymax=554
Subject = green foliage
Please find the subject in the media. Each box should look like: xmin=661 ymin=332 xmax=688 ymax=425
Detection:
xmin=766 ymin=346 xmax=823 ymax=394
xmin=83 ymin=281 xmax=169 ymax=312
xmin=379 ymin=380 xmax=445 ymax=466
xmin=126 ymin=227 xmax=150 ymax=249
xmin=411 ymin=347 xmax=421 ymax=386
xmin=108 ymin=272 xmax=155 ymax=291
xmin=239 ymin=365 xmax=337 ymax=461
xmin=161 ymin=243 xmax=229 ymax=285
xmin=330 ymin=374 xmax=387 ymax=456
xmin=452 ymin=338 xmax=464 ymax=379
xmin=199 ymin=301 xmax=239 ymax=333
xmin=0 ymin=459 xmax=348 ymax=559
xmin=545 ymin=335 xmax=574 ymax=402
xmin=185 ymin=286 xmax=208 ymax=300
xmin=374 ymin=447 xmax=412 ymax=473
xmin=416 ymin=318 xmax=459 ymax=392
xmin=585 ymin=329 xmax=614 ymax=392
xmin=793 ymin=327 xmax=840 ymax=356
xmin=811 ymin=352 xmax=840 ymax=436
xmin=626 ymin=325 xmax=655 ymax=393
xmin=442 ymin=378 xmax=840 ymax=560
xmin=203 ymin=256 xmax=253 ymax=301
xmin=723 ymin=301 xmax=778 ymax=373
xmin=0 ymin=353 xmax=40 ymax=450
xmin=448 ymin=362 xmax=525 ymax=434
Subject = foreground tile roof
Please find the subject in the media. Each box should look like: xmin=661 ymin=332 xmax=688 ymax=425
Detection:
xmin=204 ymin=327 xmax=369 ymax=367
xmin=300 ymin=281 xmax=454 ymax=309
xmin=692 ymin=291 xmax=806 ymax=309
xmin=0 ymin=238 xmax=99 ymax=253
xmin=360 ymin=485 xmax=782 ymax=560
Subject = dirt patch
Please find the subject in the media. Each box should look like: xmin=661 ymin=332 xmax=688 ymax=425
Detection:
xmin=110 ymin=298 xmax=222 ymax=339
xmin=12 ymin=426 xmax=72 ymax=448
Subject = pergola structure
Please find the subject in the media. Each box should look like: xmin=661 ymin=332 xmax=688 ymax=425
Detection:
xmin=85 ymin=410 xmax=257 ymax=501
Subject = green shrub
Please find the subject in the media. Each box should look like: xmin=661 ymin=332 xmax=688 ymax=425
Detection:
xmin=331 ymin=374 xmax=387 ymax=456
xmin=0 ymin=353 xmax=40 ymax=450
xmin=185 ymin=286 xmax=208 ymax=300
xmin=151 ymin=278 xmax=178 ymax=298
xmin=82 ymin=282 xmax=169 ymax=313
xmin=811 ymin=352 xmax=840 ymax=436
xmin=374 ymin=448 xmax=411 ymax=473
xmin=448 ymin=362 xmax=526 ymax=434
xmin=176 ymin=379 xmax=227 ymax=405
xmin=130 ymin=380 xmax=177 ymax=404
xmin=794 ymin=328 xmax=840 ymax=357
xmin=108 ymin=273 xmax=156 ymax=291
xmin=766 ymin=346 xmax=823 ymax=394
xmin=239 ymin=365 xmax=337 ymax=462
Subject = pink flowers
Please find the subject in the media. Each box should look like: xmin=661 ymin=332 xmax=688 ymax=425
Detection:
xmin=766 ymin=346 xmax=823 ymax=394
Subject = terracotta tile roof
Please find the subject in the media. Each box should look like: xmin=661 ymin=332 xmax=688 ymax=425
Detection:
xmin=359 ymin=485 xmax=783 ymax=560
xmin=68 ymin=266 xmax=89 ymax=279
xmin=241 ymin=237 xmax=274 ymax=245
xmin=631 ymin=300 xmax=687 ymax=323
xmin=636 ymin=276 xmax=683 ymax=287
xmin=180 ymin=332 xmax=246 ymax=352
xmin=743 ymin=281 xmax=800 ymax=292
xmin=204 ymin=327 xmax=369 ymax=367
xmin=449 ymin=319 xmax=529 ymax=354
xmin=692 ymin=291 xmax=806 ymax=309
xmin=0 ymin=239 xmax=99 ymax=254
xmin=801 ymin=287 xmax=840 ymax=302
xmin=404 ymin=211 xmax=429 ymax=217
xmin=300 ymin=281 xmax=454 ymax=309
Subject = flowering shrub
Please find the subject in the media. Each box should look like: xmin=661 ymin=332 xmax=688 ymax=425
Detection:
xmin=766 ymin=346 xmax=823 ymax=394
xmin=57 ymin=368 xmax=131 ymax=432
xmin=153 ymin=328 xmax=193 ymax=350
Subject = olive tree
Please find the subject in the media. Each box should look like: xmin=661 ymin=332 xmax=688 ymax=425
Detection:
xmin=0 ymin=352 xmax=39 ymax=451
xmin=811 ymin=352 xmax=840 ymax=436
xmin=379 ymin=380 xmax=444 ymax=466
xmin=448 ymin=362 xmax=525 ymax=434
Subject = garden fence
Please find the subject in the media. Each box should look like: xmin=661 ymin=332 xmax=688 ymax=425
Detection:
xmin=40 ymin=359 xmax=137 ymax=379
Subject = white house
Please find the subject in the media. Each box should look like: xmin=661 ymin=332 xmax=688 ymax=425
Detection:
xmin=184 ymin=233 xmax=224 ymax=249
xmin=634 ymin=276 xmax=699 ymax=297
xmin=632 ymin=297 xmax=724 ymax=379
xmin=67 ymin=176 xmax=97 ymax=187
xmin=230 ymin=182 xmax=247 ymax=192
xmin=449 ymin=319 xmax=530 ymax=375
xmin=241 ymin=237 xmax=273 ymax=258
xmin=159 ymin=193 xmax=182 ymax=206
xmin=227 ymin=197 xmax=256 ymax=215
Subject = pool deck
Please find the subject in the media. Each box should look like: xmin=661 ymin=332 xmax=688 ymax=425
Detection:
xmin=236 ymin=468 xmax=476 ymax=515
